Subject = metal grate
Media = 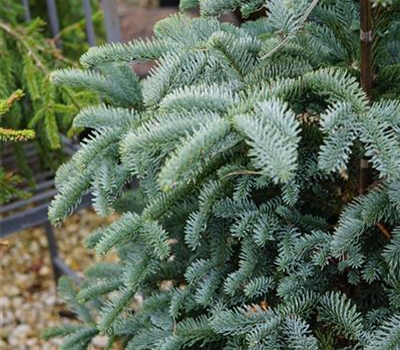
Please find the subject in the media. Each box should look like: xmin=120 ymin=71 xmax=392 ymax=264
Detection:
xmin=0 ymin=139 xmax=91 ymax=281
xmin=21 ymin=0 xmax=122 ymax=46
xmin=2 ymin=0 xmax=123 ymax=281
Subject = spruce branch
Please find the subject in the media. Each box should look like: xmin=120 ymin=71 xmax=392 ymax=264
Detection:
xmin=0 ymin=21 xmax=48 ymax=73
xmin=0 ymin=127 xmax=35 ymax=142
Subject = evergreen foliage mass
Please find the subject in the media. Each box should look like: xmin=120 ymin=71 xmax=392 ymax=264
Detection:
xmin=0 ymin=89 xmax=33 ymax=204
xmin=0 ymin=0 xmax=97 ymax=202
xmin=46 ymin=0 xmax=400 ymax=349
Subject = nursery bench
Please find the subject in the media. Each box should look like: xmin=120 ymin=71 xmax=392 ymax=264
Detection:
xmin=0 ymin=138 xmax=91 ymax=282
xmin=1 ymin=0 xmax=122 ymax=282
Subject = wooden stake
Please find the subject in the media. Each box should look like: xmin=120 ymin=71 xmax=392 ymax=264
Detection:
xmin=376 ymin=222 xmax=391 ymax=239
xmin=360 ymin=0 xmax=374 ymax=99
xmin=359 ymin=0 xmax=374 ymax=195
xmin=359 ymin=1 xmax=391 ymax=239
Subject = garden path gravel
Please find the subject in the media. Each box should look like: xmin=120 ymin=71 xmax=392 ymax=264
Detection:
xmin=1 ymin=210 xmax=117 ymax=350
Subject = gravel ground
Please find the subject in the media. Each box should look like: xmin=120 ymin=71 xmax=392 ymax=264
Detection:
xmin=1 ymin=209 xmax=117 ymax=350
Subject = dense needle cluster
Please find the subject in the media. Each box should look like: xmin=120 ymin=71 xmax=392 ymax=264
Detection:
xmin=44 ymin=0 xmax=400 ymax=349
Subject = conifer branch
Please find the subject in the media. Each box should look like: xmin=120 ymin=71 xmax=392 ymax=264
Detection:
xmin=0 ymin=21 xmax=48 ymax=73
xmin=260 ymin=0 xmax=320 ymax=60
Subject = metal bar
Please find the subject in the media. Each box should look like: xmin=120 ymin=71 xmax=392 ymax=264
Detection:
xmin=101 ymin=0 xmax=121 ymax=43
xmin=3 ymin=141 xmax=35 ymax=154
xmin=54 ymin=257 xmax=80 ymax=282
xmin=0 ymin=178 xmax=54 ymax=208
xmin=64 ymin=146 xmax=79 ymax=157
xmin=45 ymin=0 xmax=61 ymax=47
xmin=0 ymin=193 xmax=92 ymax=237
xmin=28 ymin=179 xmax=55 ymax=193
xmin=82 ymin=0 xmax=96 ymax=46
xmin=21 ymin=0 xmax=32 ymax=21
xmin=1 ymin=202 xmax=51 ymax=237
xmin=0 ymin=172 xmax=53 ymax=205
xmin=44 ymin=222 xmax=63 ymax=281
xmin=60 ymin=135 xmax=79 ymax=148
xmin=1 ymin=146 xmax=37 ymax=166
xmin=31 ymin=171 xmax=54 ymax=183
xmin=60 ymin=135 xmax=81 ymax=155
xmin=1 ymin=144 xmax=35 ymax=160
xmin=0 ymin=188 xmax=57 ymax=214
xmin=44 ymin=223 xmax=80 ymax=282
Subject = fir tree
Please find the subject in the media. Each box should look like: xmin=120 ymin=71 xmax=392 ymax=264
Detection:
xmin=45 ymin=0 xmax=400 ymax=349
